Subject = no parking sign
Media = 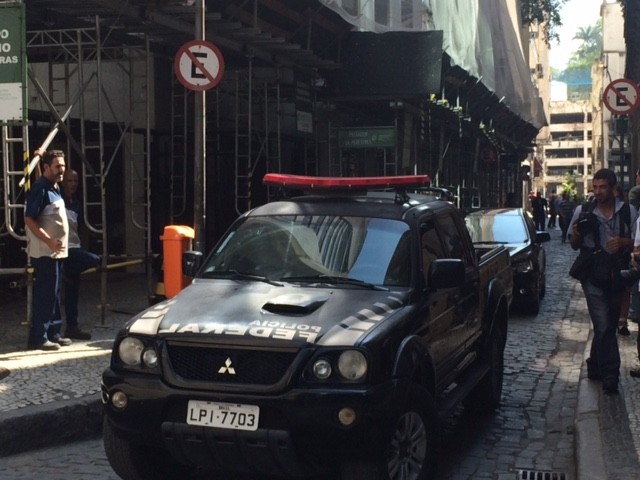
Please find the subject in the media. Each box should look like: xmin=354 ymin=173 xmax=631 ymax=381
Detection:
xmin=603 ymin=78 xmax=640 ymax=115
xmin=174 ymin=40 xmax=225 ymax=91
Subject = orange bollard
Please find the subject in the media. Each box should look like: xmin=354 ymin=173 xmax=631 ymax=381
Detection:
xmin=160 ymin=225 xmax=195 ymax=298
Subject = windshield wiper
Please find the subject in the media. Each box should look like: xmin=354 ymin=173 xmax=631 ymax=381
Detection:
xmin=201 ymin=270 xmax=283 ymax=286
xmin=280 ymin=274 xmax=389 ymax=291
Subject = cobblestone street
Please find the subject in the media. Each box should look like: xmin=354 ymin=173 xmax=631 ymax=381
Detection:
xmin=1 ymin=227 xmax=639 ymax=479
xmin=436 ymin=226 xmax=587 ymax=479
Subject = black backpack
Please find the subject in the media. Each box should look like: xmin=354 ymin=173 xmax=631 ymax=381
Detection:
xmin=579 ymin=200 xmax=631 ymax=241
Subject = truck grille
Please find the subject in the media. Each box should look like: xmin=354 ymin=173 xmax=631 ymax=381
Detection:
xmin=166 ymin=343 xmax=298 ymax=385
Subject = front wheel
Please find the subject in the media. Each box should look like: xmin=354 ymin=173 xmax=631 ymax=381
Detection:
xmin=385 ymin=387 xmax=438 ymax=480
xmin=341 ymin=387 xmax=437 ymax=480
xmin=103 ymin=417 xmax=194 ymax=480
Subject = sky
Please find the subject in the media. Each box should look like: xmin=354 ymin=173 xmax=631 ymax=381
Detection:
xmin=548 ymin=0 xmax=606 ymax=70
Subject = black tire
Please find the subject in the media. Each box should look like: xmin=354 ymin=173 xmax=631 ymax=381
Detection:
xmin=528 ymin=294 xmax=540 ymax=315
xmin=341 ymin=387 xmax=437 ymax=480
xmin=103 ymin=417 xmax=194 ymax=480
xmin=384 ymin=387 xmax=438 ymax=480
xmin=464 ymin=324 xmax=505 ymax=413
xmin=527 ymin=277 xmax=541 ymax=315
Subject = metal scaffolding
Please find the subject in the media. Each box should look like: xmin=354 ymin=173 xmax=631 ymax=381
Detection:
xmin=0 ymin=17 xmax=155 ymax=324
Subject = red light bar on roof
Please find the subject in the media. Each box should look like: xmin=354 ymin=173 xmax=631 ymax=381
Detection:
xmin=263 ymin=173 xmax=431 ymax=190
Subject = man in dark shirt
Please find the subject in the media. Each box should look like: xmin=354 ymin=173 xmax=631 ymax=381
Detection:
xmin=547 ymin=190 xmax=558 ymax=228
xmin=569 ymin=169 xmax=637 ymax=394
xmin=557 ymin=191 xmax=577 ymax=243
xmin=61 ymin=169 xmax=99 ymax=340
xmin=531 ymin=191 xmax=548 ymax=231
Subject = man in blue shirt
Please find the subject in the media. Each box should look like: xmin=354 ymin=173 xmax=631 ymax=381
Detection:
xmin=24 ymin=149 xmax=73 ymax=350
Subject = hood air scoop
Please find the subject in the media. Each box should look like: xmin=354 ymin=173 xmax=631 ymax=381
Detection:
xmin=262 ymin=294 xmax=328 ymax=315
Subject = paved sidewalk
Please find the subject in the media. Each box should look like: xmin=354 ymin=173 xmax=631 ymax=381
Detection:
xmin=576 ymin=322 xmax=640 ymax=479
xmin=0 ymin=270 xmax=150 ymax=456
xmin=0 ymin=243 xmax=640 ymax=478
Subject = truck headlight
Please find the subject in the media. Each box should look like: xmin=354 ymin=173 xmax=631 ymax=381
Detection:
xmin=115 ymin=336 xmax=160 ymax=371
xmin=513 ymin=259 xmax=533 ymax=273
xmin=312 ymin=358 xmax=332 ymax=379
xmin=142 ymin=348 xmax=159 ymax=368
xmin=305 ymin=349 xmax=369 ymax=383
xmin=119 ymin=337 xmax=145 ymax=366
xmin=338 ymin=350 xmax=367 ymax=380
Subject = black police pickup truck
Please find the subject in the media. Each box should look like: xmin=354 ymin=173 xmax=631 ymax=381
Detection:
xmin=102 ymin=174 xmax=513 ymax=480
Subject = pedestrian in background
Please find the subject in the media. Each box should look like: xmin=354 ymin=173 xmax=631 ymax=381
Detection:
xmin=547 ymin=189 xmax=558 ymax=228
xmin=558 ymin=191 xmax=576 ymax=243
xmin=614 ymin=184 xmax=633 ymax=336
xmin=531 ymin=191 xmax=548 ymax=231
xmin=61 ymin=169 xmax=99 ymax=340
xmin=24 ymin=149 xmax=73 ymax=350
xmin=627 ymin=169 xmax=640 ymax=325
xmin=628 ymin=169 xmax=640 ymax=209
xmin=568 ymin=169 xmax=636 ymax=394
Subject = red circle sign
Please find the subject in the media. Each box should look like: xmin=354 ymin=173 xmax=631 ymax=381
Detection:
xmin=174 ymin=40 xmax=225 ymax=91
xmin=603 ymin=79 xmax=640 ymax=115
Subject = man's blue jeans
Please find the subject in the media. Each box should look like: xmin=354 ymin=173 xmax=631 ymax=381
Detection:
xmin=582 ymin=280 xmax=622 ymax=381
xmin=28 ymin=256 xmax=63 ymax=346
xmin=63 ymin=248 xmax=100 ymax=327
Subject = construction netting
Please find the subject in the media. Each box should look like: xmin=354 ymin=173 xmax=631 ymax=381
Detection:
xmin=318 ymin=0 xmax=546 ymax=129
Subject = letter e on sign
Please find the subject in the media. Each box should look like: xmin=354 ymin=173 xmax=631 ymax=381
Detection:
xmin=603 ymin=79 xmax=640 ymax=115
xmin=174 ymin=40 xmax=225 ymax=91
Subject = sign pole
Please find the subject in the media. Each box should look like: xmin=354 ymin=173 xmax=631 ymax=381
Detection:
xmin=174 ymin=23 xmax=224 ymax=254
xmin=194 ymin=0 xmax=206 ymax=251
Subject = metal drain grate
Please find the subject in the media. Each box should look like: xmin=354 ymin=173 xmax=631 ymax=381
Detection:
xmin=517 ymin=469 xmax=568 ymax=480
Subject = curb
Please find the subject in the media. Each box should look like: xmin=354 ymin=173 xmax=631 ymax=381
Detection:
xmin=574 ymin=331 xmax=605 ymax=480
xmin=0 ymin=394 xmax=103 ymax=457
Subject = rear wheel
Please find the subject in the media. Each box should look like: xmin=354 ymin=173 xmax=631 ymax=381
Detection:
xmin=103 ymin=417 xmax=193 ymax=480
xmin=527 ymin=277 xmax=541 ymax=315
xmin=528 ymin=294 xmax=540 ymax=315
xmin=464 ymin=324 xmax=505 ymax=413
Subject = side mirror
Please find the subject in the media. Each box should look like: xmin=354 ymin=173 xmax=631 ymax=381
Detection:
xmin=183 ymin=251 xmax=204 ymax=277
xmin=429 ymin=259 xmax=465 ymax=289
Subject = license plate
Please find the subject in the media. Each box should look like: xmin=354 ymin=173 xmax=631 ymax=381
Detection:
xmin=186 ymin=400 xmax=259 ymax=431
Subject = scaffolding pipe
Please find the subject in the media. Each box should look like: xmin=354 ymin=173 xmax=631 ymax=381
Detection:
xmin=95 ymin=17 xmax=108 ymax=326
xmin=18 ymin=70 xmax=95 ymax=187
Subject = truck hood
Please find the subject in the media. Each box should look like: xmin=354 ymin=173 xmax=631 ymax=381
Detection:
xmin=127 ymin=280 xmax=408 ymax=347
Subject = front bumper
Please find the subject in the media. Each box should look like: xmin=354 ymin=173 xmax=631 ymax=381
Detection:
xmin=102 ymin=369 xmax=398 ymax=477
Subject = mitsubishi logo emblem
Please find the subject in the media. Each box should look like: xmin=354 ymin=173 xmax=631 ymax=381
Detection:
xmin=218 ymin=358 xmax=236 ymax=375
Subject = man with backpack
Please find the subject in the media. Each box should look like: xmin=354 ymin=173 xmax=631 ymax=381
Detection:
xmin=568 ymin=169 xmax=637 ymax=394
